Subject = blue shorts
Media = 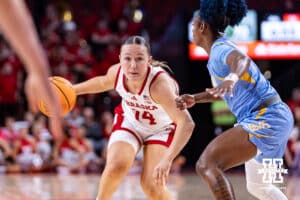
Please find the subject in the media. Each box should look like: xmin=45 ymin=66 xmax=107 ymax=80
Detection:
xmin=238 ymin=102 xmax=294 ymax=163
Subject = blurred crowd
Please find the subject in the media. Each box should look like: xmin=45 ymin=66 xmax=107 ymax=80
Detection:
xmin=0 ymin=107 xmax=114 ymax=174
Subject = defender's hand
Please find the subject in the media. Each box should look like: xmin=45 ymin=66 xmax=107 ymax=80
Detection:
xmin=175 ymin=94 xmax=195 ymax=110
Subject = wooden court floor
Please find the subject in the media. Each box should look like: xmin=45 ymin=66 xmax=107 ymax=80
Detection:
xmin=0 ymin=172 xmax=299 ymax=200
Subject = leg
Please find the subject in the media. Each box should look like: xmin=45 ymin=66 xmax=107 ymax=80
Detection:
xmin=245 ymin=158 xmax=288 ymax=200
xmin=140 ymin=144 xmax=173 ymax=200
xmin=196 ymin=126 xmax=257 ymax=200
xmin=97 ymin=130 xmax=139 ymax=200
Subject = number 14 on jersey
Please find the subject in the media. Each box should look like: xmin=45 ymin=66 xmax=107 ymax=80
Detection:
xmin=134 ymin=110 xmax=157 ymax=125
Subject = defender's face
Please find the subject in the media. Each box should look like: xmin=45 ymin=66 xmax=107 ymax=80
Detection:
xmin=119 ymin=44 xmax=151 ymax=82
xmin=192 ymin=17 xmax=202 ymax=46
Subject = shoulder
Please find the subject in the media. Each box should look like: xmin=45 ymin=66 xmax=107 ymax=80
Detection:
xmin=105 ymin=63 xmax=121 ymax=84
xmin=210 ymin=40 xmax=237 ymax=65
xmin=150 ymin=71 xmax=178 ymax=102
xmin=151 ymin=70 xmax=175 ymax=89
xmin=107 ymin=63 xmax=121 ymax=76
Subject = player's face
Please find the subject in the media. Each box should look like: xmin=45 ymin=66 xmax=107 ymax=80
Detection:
xmin=192 ymin=17 xmax=202 ymax=45
xmin=120 ymin=44 xmax=151 ymax=81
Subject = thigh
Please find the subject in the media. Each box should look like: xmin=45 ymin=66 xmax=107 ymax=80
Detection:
xmin=141 ymin=144 xmax=168 ymax=180
xmin=200 ymin=126 xmax=257 ymax=170
xmin=106 ymin=131 xmax=139 ymax=167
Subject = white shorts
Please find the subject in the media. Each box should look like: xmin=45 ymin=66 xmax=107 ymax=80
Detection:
xmin=108 ymin=113 xmax=176 ymax=153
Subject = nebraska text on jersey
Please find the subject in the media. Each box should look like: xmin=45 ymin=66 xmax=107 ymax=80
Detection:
xmin=124 ymin=100 xmax=158 ymax=110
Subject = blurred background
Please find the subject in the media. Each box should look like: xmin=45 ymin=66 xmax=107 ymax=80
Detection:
xmin=0 ymin=0 xmax=300 ymax=175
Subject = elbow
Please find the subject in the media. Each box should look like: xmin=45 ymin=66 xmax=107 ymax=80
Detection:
xmin=186 ymin=119 xmax=195 ymax=134
xmin=190 ymin=121 xmax=196 ymax=132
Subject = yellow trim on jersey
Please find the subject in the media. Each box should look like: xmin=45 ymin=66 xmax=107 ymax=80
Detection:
xmin=240 ymin=72 xmax=255 ymax=84
xmin=248 ymin=133 xmax=271 ymax=138
xmin=214 ymin=72 xmax=255 ymax=84
xmin=255 ymin=108 xmax=267 ymax=119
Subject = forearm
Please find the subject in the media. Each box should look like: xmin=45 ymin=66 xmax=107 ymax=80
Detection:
xmin=0 ymin=0 xmax=50 ymax=76
xmin=193 ymin=91 xmax=221 ymax=103
xmin=164 ymin=120 xmax=195 ymax=161
xmin=73 ymin=76 xmax=111 ymax=95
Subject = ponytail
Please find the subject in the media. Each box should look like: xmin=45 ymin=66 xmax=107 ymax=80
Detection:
xmin=151 ymin=59 xmax=174 ymax=74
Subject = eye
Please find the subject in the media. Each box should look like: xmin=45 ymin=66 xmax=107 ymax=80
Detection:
xmin=123 ymin=56 xmax=131 ymax=61
xmin=136 ymin=57 xmax=144 ymax=61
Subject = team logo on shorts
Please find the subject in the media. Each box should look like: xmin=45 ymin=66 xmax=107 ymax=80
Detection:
xmin=258 ymin=158 xmax=288 ymax=183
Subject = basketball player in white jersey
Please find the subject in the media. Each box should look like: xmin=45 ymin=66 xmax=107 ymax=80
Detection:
xmin=73 ymin=35 xmax=195 ymax=200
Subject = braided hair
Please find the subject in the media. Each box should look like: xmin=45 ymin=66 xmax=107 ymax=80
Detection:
xmin=199 ymin=0 xmax=247 ymax=34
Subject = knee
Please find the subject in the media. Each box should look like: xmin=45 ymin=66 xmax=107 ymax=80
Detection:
xmin=195 ymin=159 xmax=212 ymax=177
xmin=140 ymin=177 xmax=163 ymax=197
xmin=104 ymin=160 xmax=131 ymax=176
xmin=195 ymin=159 xmax=223 ymax=178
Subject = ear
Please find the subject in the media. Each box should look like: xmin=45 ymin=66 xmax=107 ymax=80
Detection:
xmin=148 ymin=56 xmax=153 ymax=64
xmin=199 ymin=22 xmax=207 ymax=32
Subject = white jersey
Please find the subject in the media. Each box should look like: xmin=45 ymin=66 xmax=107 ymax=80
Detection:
xmin=114 ymin=65 xmax=176 ymax=136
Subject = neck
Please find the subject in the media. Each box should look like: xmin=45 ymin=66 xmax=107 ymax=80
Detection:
xmin=126 ymin=79 xmax=144 ymax=94
xmin=202 ymin=33 xmax=222 ymax=55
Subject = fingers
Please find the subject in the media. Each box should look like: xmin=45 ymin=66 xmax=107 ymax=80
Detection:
xmin=175 ymin=94 xmax=194 ymax=110
xmin=153 ymin=168 xmax=167 ymax=186
xmin=175 ymin=97 xmax=187 ymax=110
xmin=49 ymin=116 xmax=63 ymax=141
xmin=24 ymin=80 xmax=39 ymax=113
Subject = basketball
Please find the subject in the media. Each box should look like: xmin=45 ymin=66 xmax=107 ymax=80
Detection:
xmin=38 ymin=76 xmax=76 ymax=117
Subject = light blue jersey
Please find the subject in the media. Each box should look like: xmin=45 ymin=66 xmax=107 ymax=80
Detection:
xmin=208 ymin=37 xmax=277 ymax=120
xmin=207 ymin=36 xmax=294 ymax=162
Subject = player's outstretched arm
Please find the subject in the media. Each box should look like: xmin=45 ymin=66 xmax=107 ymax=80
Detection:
xmin=175 ymin=91 xmax=221 ymax=110
xmin=73 ymin=64 xmax=119 ymax=95
xmin=0 ymin=0 xmax=62 ymax=139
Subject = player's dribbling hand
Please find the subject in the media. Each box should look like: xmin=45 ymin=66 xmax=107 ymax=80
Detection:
xmin=25 ymin=74 xmax=63 ymax=140
xmin=206 ymin=80 xmax=235 ymax=97
xmin=153 ymin=158 xmax=172 ymax=186
xmin=175 ymin=94 xmax=195 ymax=110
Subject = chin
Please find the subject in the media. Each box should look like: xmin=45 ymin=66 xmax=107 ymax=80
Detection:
xmin=127 ymin=75 xmax=141 ymax=81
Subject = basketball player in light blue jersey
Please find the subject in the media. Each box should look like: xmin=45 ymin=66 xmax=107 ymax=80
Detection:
xmin=175 ymin=0 xmax=293 ymax=199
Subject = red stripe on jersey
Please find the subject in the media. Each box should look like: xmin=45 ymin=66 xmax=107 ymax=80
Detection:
xmin=145 ymin=123 xmax=176 ymax=147
xmin=169 ymin=75 xmax=180 ymax=95
xmin=150 ymin=70 xmax=180 ymax=95
xmin=148 ymin=70 xmax=165 ymax=103
xmin=149 ymin=70 xmax=164 ymax=89
xmin=138 ymin=66 xmax=151 ymax=95
xmin=122 ymin=74 xmax=129 ymax=92
xmin=114 ymin=66 xmax=121 ymax=89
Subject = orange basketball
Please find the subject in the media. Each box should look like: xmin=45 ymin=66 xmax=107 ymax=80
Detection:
xmin=38 ymin=76 xmax=76 ymax=117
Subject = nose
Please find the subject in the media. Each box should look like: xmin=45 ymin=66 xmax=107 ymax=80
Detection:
xmin=130 ymin=60 xmax=137 ymax=69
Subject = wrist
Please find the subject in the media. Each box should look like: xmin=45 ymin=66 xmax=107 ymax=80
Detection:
xmin=224 ymin=73 xmax=239 ymax=84
xmin=192 ymin=94 xmax=196 ymax=102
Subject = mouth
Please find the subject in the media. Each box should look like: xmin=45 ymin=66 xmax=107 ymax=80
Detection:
xmin=129 ymin=72 xmax=139 ymax=76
